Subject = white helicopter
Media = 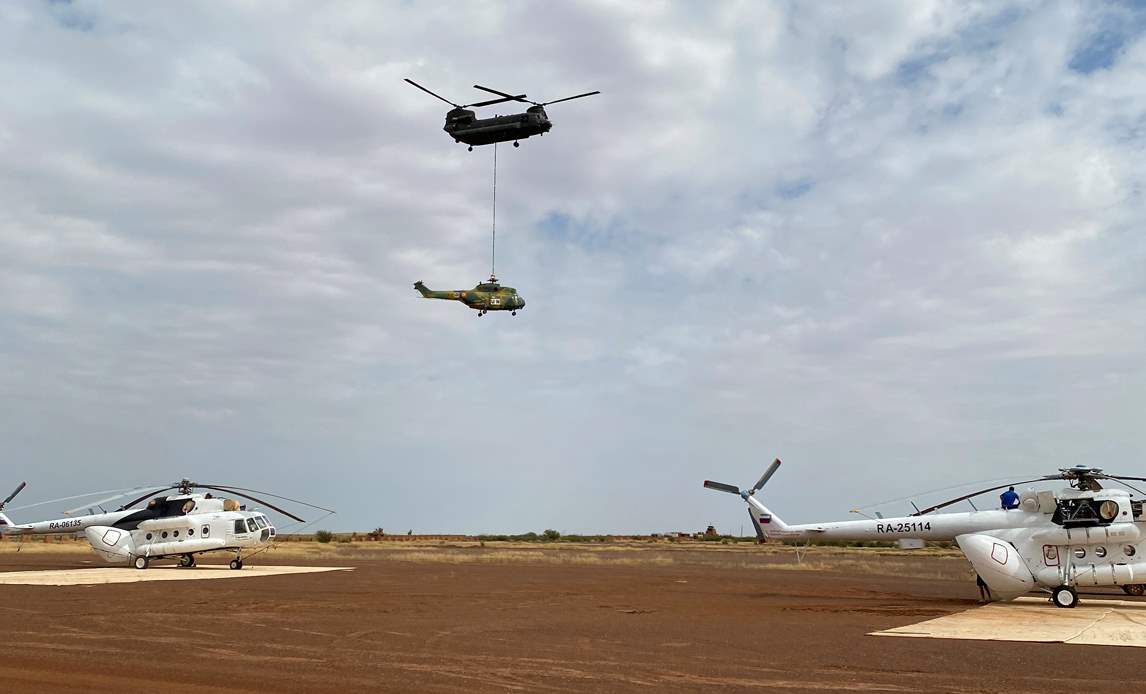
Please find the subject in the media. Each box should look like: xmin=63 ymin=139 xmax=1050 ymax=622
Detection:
xmin=0 ymin=479 xmax=332 ymax=570
xmin=705 ymin=460 xmax=1146 ymax=608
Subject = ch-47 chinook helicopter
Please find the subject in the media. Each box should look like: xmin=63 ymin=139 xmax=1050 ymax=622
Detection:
xmin=404 ymin=79 xmax=599 ymax=150
xmin=705 ymin=460 xmax=1146 ymax=608
xmin=414 ymin=276 xmax=525 ymax=316
xmin=0 ymin=479 xmax=332 ymax=570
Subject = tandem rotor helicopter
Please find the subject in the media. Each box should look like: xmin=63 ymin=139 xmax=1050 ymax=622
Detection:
xmin=705 ymin=460 xmax=1146 ymax=608
xmin=0 ymin=479 xmax=333 ymax=570
xmin=404 ymin=78 xmax=599 ymax=150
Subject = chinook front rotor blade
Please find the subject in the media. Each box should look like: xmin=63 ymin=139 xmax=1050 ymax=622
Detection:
xmin=404 ymin=78 xmax=460 ymax=108
xmin=539 ymin=90 xmax=600 ymax=106
xmin=911 ymin=475 xmax=1059 ymax=516
xmin=751 ymin=459 xmax=782 ymax=494
xmin=703 ymin=480 xmax=741 ymax=495
xmin=472 ymin=84 xmax=528 ymax=102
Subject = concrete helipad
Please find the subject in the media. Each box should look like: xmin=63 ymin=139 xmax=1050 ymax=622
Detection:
xmin=873 ymin=596 xmax=1146 ymax=648
xmin=0 ymin=564 xmax=352 ymax=586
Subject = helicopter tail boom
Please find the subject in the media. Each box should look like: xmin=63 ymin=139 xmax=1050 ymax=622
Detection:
xmin=413 ymin=281 xmax=457 ymax=300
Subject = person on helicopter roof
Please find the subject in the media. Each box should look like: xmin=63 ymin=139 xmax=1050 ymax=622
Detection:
xmin=1000 ymin=486 xmax=1020 ymax=510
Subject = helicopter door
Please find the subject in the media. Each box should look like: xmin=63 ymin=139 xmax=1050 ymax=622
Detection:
xmin=1043 ymin=544 xmax=1060 ymax=567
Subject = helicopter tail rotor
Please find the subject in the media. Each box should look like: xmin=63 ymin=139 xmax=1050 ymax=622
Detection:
xmin=704 ymin=459 xmax=790 ymax=537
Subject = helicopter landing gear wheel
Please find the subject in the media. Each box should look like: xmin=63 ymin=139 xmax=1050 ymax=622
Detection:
xmin=133 ymin=556 xmax=150 ymax=570
xmin=511 ymin=311 xmax=516 ymax=316
xmin=229 ymin=558 xmax=244 ymax=571
xmin=1052 ymin=585 xmax=1078 ymax=608
xmin=1122 ymin=584 xmax=1146 ymax=596
xmin=513 ymin=141 xmax=519 ymax=148
xmin=467 ymin=146 xmax=473 ymax=152
xmin=179 ymin=554 xmax=195 ymax=568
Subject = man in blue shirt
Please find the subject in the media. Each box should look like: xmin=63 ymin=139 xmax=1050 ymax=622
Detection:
xmin=1000 ymin=486 xmax=1020 ymax=510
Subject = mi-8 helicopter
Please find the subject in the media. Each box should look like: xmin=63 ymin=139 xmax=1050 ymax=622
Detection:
xmin=0 ymin=479 xmax=332 ymax=570
xmin=414 ymin=276 xmax=525 ymax=316
xmin=404 ymin=79 xmax=599 ymax=150
xmin=705 ymin=460 xmax=1146 ymax=608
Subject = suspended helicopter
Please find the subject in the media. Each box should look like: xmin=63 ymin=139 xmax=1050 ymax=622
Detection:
xmin=404 ymin=79 xmax=599 ymax=150
xmin=414 ymin=276 xmax=525 ymax=316
xmin=0 ymin=479 xmax=332 ymax=570
xmin=705 ymin=460 xmax=1146 ymax=608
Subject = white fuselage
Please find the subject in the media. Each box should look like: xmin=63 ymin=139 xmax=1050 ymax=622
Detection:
xmin=1 ymin=494 xmax=277 ymax=564
xmin=749 ymin=486 xmax=1146 ymax=598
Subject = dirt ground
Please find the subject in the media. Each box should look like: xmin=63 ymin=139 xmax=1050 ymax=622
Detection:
xmin=0 ymin=542 xmax=1141 ymax=693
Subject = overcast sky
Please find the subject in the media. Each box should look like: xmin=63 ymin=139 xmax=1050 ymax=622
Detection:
xmin=2 ymin=1 xmax=1145 ymax=533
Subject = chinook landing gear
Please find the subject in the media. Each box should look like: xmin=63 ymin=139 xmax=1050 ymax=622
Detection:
xmin=133 ymin=556 xmax=150 ymax=570
xmin=179 ymin=554 xmax=196 ymax=568
xmin=1051 ymin=585 xmax=1078 ymax=608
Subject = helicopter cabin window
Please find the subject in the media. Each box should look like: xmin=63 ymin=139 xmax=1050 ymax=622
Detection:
xmin=1095 ymin=546 xmax=1107 ymax=558
xmin=161 ymin=531 xmax=168 ymax=539
xmin=1126 ymin=545 xmax=1137 ymax=557
xmin=188 ymin=527 xmax=194 ymax=536
xmin=173 ymin=530 xmax=180 ymax=538
xmin=146 ymin=533 xmax=153 ymax=540
xmin=202 ymin=525 xmax=210 ymax=537
xmin=1073 ymin=547 xmax=1086 ymax=559
xmin=234 ymin=520 xmax=247 ymax=534
xmin=246 ymin=519 xmax=258 ymax=533
xmin=254 ymin=516 xmax=267 ymax=529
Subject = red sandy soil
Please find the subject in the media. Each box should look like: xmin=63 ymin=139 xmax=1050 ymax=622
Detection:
xmin=0 ymin=548 xmax=1139 ymax=693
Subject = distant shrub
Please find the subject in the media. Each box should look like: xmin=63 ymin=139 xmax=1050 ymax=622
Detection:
xmin=542 ymin=529 xmax=561 ymax=541
xmin=315 ymin=530 xmax=334 ymax=543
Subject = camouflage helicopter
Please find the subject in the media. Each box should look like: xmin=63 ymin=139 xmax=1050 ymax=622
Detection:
xmin=404 ymin=79 xmax=599 ymax=150
xmin=414 ymin=276 xmax=525 ymax=316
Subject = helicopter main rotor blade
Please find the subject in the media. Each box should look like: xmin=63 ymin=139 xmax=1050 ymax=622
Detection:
xmin=200 ymin=484 xmax=337 ymax=514
xmin=911 ymin=476 xmax=1059 ymax=516
xmin=1099 ymin=474 xmax=1146 ymax=482
xmin=539 ymin=90 xmax=600 ymax=106
xmin=64 ymin=487 xmax=166 ymax=516
xmin=472 ymin=84 xmax=528 ymax=102
xmin=2 ymin=481 xmax=26 ymax=510
xmin=751 ymin=459 xmax=782 ymax=494
xmin=198 ymin=485 xmax=308 ymax=523
xmin=468 ymin=94 xmax=527 ymax=108
xmin=117 ymin=487 xmax=177 ymax=511
xmin=404 ymin=78 xmax=460 ymax=108
xmin=703 ymin=480 xmax=741 ymax=495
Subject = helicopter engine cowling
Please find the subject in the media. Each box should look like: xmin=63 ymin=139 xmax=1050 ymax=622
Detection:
xmin=956 ymin=533 xmax=1035 ymax=601
xmin=84 ymin=525 xmax=137 ymax=564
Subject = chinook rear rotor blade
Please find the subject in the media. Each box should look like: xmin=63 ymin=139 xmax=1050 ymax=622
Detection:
xmin=472 ymin=84 xmax=528 ymax=103
xmin=1 ymin=482 xmax=26 ymax=510
xmin=539 ymin=90 xmax=600 ymax=106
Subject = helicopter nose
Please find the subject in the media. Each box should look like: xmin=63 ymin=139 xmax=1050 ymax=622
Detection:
xmin=518 ymin=296 xmax=526 ymax=308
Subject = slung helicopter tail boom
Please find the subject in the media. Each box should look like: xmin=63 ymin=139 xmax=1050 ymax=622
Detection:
xmin=413 ymin=281 xmax=457 ymax=300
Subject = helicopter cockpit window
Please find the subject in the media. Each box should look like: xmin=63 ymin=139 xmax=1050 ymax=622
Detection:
xmin=234 ymin=520 xmax=247 ymax=534
xmin=246 ymin=519 xmax=258 ymax=533
xmin=254 ymin=516 xmax=268 ymax=529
